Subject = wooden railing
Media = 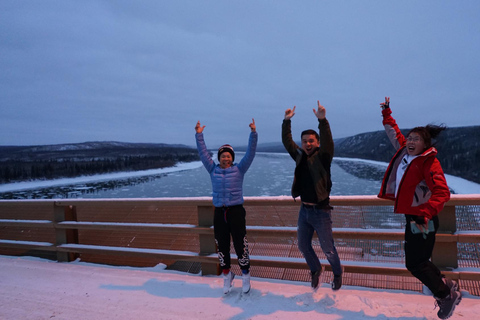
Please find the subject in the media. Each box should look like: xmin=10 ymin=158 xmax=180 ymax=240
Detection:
xmin=1 ymin=195 xmax=480 ymax=282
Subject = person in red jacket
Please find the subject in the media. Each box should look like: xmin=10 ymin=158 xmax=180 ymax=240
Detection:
xmin=377 ymin=97 xmax=461 ymax=320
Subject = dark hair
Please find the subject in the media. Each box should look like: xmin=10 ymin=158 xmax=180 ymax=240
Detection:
xmin=301 ymin=129 xmax=319 ymax=141
xmin=407 ymin=123 xmax=447 ymax=149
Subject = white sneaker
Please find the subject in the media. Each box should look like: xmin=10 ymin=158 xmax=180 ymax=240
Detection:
xmin=223 ymin=271 xmax=235 ymax=294
xmin=242 ymin=272 xmax=251 ymax=293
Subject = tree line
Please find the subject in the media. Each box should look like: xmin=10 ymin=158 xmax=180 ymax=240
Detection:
xmin=0 ymin=154 xmax=199 ymax=183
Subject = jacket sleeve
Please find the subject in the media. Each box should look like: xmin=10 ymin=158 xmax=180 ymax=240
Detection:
xmin=282 ymin=119 xmax=300 ymax=160
xmin=237 ymin=131 xmax=258 ymax=173
xmin=413 ymin=157 xmax=451 ymax=220
xmin=382 ymin=108 xmax=406 ymax=151
xmin=195 ymin=132 xmax=215 ymax=173
xmin=318 ymin=118 xmax=334 ymax=160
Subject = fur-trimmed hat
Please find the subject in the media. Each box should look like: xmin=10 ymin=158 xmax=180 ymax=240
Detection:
xmin=217 ymin=144 xmax=235 ymax=162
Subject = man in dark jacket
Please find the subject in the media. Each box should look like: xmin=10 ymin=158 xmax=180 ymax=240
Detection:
xmin=282 ymin=101 xmax=342 ymax=291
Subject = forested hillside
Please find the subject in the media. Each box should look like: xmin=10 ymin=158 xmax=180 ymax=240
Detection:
xmin=0 ymin=142 xmax=199 ymax=183
xmin=2 ymin=125 xmax=478 ymax=185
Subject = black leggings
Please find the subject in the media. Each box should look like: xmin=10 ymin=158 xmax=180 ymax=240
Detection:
xmin=214 ymin=205 xmax=250 ymax=271
xmin=404 ymin=215 xmax=450 ymax=298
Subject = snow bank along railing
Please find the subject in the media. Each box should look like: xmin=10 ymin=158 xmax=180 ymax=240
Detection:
xmin=0 ymin=195 xmax=480 ymax=283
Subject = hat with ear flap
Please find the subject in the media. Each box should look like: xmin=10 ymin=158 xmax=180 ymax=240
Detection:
xmin=217 ymin=144 xmax=235 ymax=162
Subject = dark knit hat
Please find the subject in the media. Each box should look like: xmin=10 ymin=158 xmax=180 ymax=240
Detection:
xmin=217 ymin=144 xmax=235 ymax=162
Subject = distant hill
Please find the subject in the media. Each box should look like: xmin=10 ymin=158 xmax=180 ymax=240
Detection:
xmin=0 ymin=141 xmax=199 ymax=183
xmin=248 ymin=126 xmax=480 ymax=184
xmin=2 ymin=125 xmax=479 ymax=184
xmin=334 ymin=126 xmax=480 ymax=184
xmin=0 ymin=141 xmax=196 ymax=161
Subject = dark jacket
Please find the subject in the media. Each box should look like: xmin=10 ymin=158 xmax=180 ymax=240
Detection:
xmin=282 ymin=118 xmax=334 ymax=202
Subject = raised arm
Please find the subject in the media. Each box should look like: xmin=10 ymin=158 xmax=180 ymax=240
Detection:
xmin=237 ymin=119 xmax=258 ymax=172
xmin=195 ymin=121 xmax=215 ymax=172
xmin=282 ymin=106 xmax=299 ymax=159
xmin=380 ymin=97 xmax=406 ymax=150
xmin=315 ymin=100 xmax=334 ymax=157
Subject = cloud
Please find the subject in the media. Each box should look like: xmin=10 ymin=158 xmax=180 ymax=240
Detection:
xmin=1 ymin=1 xmax=479 ymax=147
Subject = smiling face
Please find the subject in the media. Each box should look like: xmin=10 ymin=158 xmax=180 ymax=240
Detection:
xmin=406 ymin=132 xmax=426 ymax=156
xmin=301 ymin=133 xmax=320 ymax=155
xmin=219 ymin=152 xmax=233 ymax=169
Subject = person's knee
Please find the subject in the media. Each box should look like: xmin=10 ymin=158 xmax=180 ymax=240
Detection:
xmin=319 ymin=239 xmax=335 ymax=255
xmin=324 ymin=250 xmax=337 ymax=259
xmin=297 ymin=241 xmax=311 ymax=254
xmin=406 ymin=260 xmax=428 ymax=276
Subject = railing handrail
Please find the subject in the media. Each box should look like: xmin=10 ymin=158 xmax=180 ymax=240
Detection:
xmin=2 ymin=193 xmax=479 ymax=204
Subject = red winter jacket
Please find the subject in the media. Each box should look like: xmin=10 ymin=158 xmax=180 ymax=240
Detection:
xmin=377 ymin=108 xmax=450 ymax=220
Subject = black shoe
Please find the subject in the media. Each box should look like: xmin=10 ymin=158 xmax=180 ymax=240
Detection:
xmin=331 ymin=274 xmax=342 ymax=291
xmin=311 ymin=269 xmax=321 ymax=290
xmin=435 ymin=289 xmax=462 ymax=319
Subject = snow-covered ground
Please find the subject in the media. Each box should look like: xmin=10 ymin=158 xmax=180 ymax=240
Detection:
xmin=0 ymin=255 xmax=477 ymax=320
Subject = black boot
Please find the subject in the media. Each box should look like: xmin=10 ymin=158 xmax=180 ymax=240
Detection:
xmin=311 ymin=269 xmax=321 ymax=290
xmin=331 ymin=274 xmax=342 ymax=291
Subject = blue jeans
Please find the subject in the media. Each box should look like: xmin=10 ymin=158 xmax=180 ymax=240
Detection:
xmin=297 ymin=204 xmax=342 ymax=276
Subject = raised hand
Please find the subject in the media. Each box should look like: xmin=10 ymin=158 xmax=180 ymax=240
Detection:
xmin=284 ymin=106 xmax=296 ymax=120
xmin=195 ymin=121 xmax=205 ymax=133
xmin=313 ymin=100 xmax=326 ymax=120
xmin=380 ymin=97 xmax=390 ymax=110
xmin=249 ymin=118 xmax=256 ymax=132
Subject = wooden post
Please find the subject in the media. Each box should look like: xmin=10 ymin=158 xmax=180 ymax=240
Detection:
xmin=197 ymin=205 xmax=218 ymax=275
xmin=432 ymin=205 xmax=458 ymax=269
xmin=53 ymin=204 xmax=79 ymax=262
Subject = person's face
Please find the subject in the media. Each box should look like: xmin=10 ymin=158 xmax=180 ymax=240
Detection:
xmin=219 ymin=152 xmax=233 ymax=169
xmin=301 ymin=134 xmax=320 ymax=155
xmin=406 ymin=132 xmax=426 ymax=156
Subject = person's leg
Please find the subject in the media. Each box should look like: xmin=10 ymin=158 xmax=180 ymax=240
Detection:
xmin=310 ymin=207 xmax=342 ymax=277
xmin=228 ymin=206 xmax=250 ymax=272
xmin=297 ymin=205 xmax=322 ymax=273
xmin=228 ymin=205 xmax=251 ymax=293
xmin=214 ymin=207 xmax=232 ymax=271
xmin=405 ymin=216 xmax=449 ymax=298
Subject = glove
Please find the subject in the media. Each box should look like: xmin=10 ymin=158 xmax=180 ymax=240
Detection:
xmin=380 ymin=97 xmax=390 ymax=110
xmin=413 ymin=215 xmax=428 ymax=225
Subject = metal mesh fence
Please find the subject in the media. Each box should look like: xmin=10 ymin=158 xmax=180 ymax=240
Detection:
xmin=229 ymin=204 xmax=480 ymax=295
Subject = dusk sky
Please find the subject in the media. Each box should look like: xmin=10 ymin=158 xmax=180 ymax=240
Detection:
xmin=1 ymin=1 xmax=479 ymax=148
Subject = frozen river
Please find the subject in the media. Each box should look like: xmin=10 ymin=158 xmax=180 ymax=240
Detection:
xmin=0 ymin=153 xmax=479 ymax=199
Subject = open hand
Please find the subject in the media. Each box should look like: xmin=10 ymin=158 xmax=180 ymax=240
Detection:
xmin=313 ymin=100 xmax=326 ymax=120
xmin=380 ymin=97 xmax=390 ymax=110
xmin=195 ymin=121 xmax=205 ymax=133
xmin=249 ymin=118 xmax=256 ymax=132
xmin=284 ymin=106 xmax=296 ymax=120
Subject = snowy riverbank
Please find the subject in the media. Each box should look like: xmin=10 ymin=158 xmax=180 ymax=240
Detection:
xmin=0 ymin=157 xmax=479 ymax=195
